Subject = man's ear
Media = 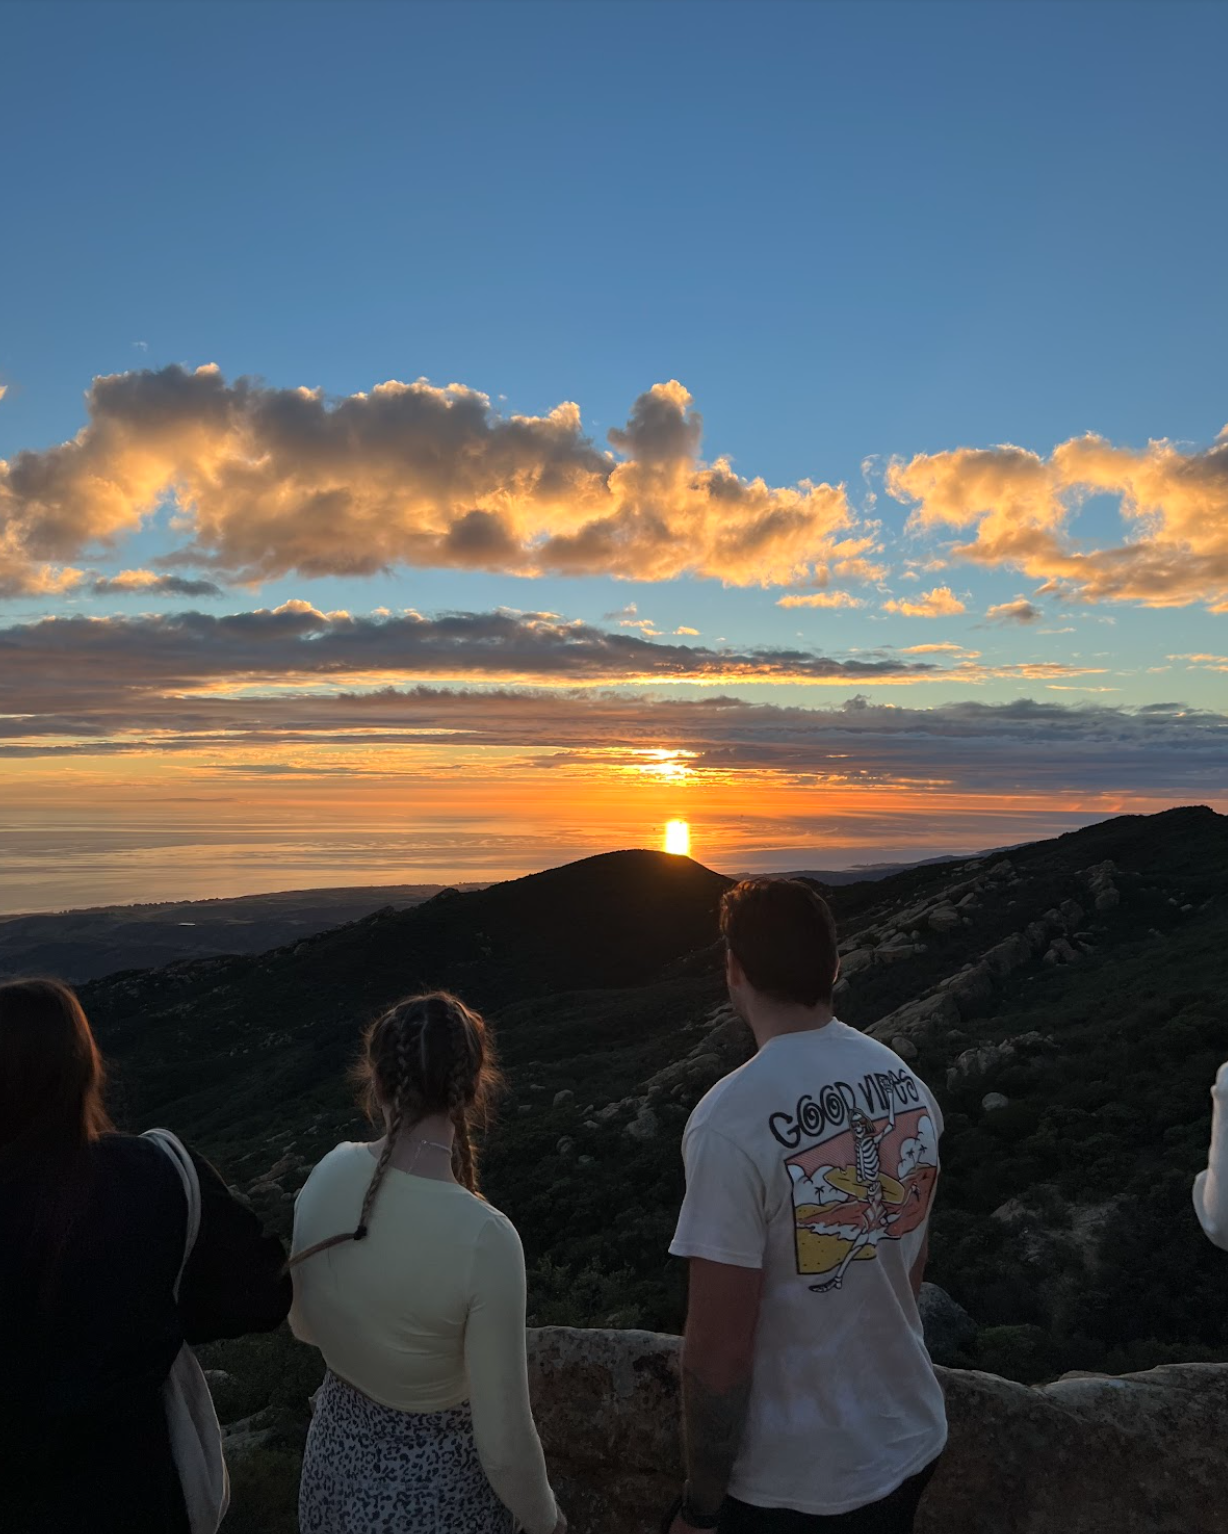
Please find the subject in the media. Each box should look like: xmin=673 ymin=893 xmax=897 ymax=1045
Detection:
xmin=726 ymin=949 xmax=745 ymax=989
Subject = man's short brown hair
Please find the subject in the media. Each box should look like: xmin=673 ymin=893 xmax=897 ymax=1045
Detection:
xmin=719 ymin=877 xmax=839 ymax=1007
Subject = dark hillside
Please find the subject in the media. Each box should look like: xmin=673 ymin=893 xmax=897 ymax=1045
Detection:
xmin=84 ymin=851 xmax=729 ymax=1164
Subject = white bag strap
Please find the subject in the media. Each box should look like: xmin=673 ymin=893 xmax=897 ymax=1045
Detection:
xmin=144 ymin=1128 xmax=202 ymax=1299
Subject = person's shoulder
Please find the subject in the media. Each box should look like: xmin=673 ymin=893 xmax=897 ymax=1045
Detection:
xmin=298 ymin=1142 xmax=366 ymax=1192
xmin=470 ymin=1196 xmax=524 ymax=1253
xmin=686 ymin=1053 xmax=769 ymax=1135
xmin=93 ymin=1130 xmax=180 ymax=1181
xmin=85 ymin=1133 xmax=186 ymax=1219
xmin=829 ymin=1024 xmax=943 ymax=1114
xmin=829 ymin=1020 xmax=917 ymax=1071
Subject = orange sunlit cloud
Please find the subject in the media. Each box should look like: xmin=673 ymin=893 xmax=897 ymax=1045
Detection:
xmin=0 ymin=368 xmax=861 ymax=593
xmin=887 ymin=427 xmax=1228 ymax=611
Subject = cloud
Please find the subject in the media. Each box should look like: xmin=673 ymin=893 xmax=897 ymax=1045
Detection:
xmin=0 ymin=626 xmax=1222 ymax=809
xmin=896 ymin=1115 xmax=938 ymax=1178
xmin=899 ymin=643 xmax=979 ymax=656
xmin=0 ymin=366 xmax=859 ymax=590
xmin=89 ymin=570 xmax=224 ymax=598
xmin=886 ymin=427 xmax=1228 ymax=611
xmin=882 ymin=586 xmax=966 ymax=618
xmin=0 ymin=534 xmax=83 ymax=598
xmin=1169 ymin=652 xmax=1228 ymax=673
xmin=985 ymin=598 xmax=1043 ymax=625
xmin=674 ymin=626 xmax=700 ymax=636
xmin=0 ymin=604 xmax=964 ymax=710
xmin=776 ymin=591 xmax=865 ymax=610
xmin=0 ymin=385 xmax=6 ymax=402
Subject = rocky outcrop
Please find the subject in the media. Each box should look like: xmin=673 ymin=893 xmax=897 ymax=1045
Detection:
xmin=918 ymin=1282 xmax=976 ymax=1361
xmin=946 ymin=1032 xmax=1052 ymax=1090
xmin=1083 ymin=859 xmax=1121 ymax=911
xmin=525 ymin=1326 xmax=1228 ymax=1534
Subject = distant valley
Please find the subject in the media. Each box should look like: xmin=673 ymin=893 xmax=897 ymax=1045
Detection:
xmin=0 ymin=882 xmax=485 ymax=983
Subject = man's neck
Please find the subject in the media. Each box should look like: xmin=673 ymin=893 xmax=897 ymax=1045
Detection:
xmin=745 ymin=1001 xmax=835 ymax=1051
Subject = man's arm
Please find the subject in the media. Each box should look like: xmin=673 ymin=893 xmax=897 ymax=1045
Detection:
xmin=677 ymin=1258 xmax=763 ymax=1522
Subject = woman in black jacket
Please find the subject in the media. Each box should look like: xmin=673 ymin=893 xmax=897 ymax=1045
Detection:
xmin=0 ymin=977 xmax=291 ymax=1534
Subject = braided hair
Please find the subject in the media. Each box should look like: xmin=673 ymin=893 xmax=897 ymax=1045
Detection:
xmin=289 ymin=991 xmax=500 ymax=1268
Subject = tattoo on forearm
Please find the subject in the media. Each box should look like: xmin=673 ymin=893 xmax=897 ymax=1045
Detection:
xmin=681 ymin=1364 xmax=752 ymax=1513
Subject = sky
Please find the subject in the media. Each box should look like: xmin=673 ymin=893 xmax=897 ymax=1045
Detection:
xmin=2 ymin=0 xmax=1227 ymax=910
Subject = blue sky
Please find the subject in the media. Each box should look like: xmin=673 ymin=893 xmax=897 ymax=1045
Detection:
xmin=1 ymin=1 xmax=1226 ymax=904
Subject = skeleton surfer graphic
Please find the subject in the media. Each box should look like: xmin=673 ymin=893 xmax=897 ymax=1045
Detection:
xmin=782 ymin=1082 xmax=937 ymax=1291
xmin=808 ymin=1098 xmax=919 ymax=1292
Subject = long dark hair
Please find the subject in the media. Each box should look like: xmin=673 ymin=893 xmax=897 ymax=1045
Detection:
xmin=290 ymin=990 xmax=502 ymax=1268
xmin=0 ymin=978 xmax=115 ymax=1297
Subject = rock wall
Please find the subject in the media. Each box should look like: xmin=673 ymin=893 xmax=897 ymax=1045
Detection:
xmin=526 ymin=1327 xmax=1228 ymax=1534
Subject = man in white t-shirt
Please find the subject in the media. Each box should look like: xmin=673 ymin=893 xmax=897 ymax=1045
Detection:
xmin=665 ymin=878 xmax=946 ymax=1534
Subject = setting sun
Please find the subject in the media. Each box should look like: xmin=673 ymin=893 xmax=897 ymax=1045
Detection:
xmin=664 ymin=819 xmax=691 ymax=856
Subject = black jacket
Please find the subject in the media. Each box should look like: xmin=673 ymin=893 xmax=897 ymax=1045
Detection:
xmin=0 ymin=1132 xmax=290 ymax=1533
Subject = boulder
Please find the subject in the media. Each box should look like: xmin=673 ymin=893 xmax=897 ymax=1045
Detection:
xmin=918 ymin=1282 xmax=976 ymax=1361
xmin=625 ymin=1104 xmax=660 ymax=1142
xmin=1023 ymin=920 xmax=1050 ymax=954
xmin=876 ymin=941 xmax=926 ymax=964
xmin=839 ymin=947 xmax=875 ymax=976
xmin=948 ymin=1033 xmax=1052 ymax=1089
xmin=948 ymin=1041 xmax=1014 ymax=1089
xmin=867 ymin=990 xmax=960 ymax=1045
xmin=981 ymin=932 xmax=1034 ymax=980
xmin=982 ymin=1092 xmax=1010 ymax=1111
xmin=1083 ymin=859 xmax=1122 ymax=911
xmin=927 ymin=906 xmax=963 ymax=934
xmin=553 ymin=1089 xmax=575 ymax=1107
xmin=940 ymin=963 xmax=995 ymax=1011
xmin=525 ymin=1327 xmax=1228 ymax=1533
xmin=890 ymin=1035 xmax=919 ymax=1061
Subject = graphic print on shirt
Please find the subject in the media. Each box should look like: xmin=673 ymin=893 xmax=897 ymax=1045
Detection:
xmin=767 ymin=1071 xmax=938 ymax=1292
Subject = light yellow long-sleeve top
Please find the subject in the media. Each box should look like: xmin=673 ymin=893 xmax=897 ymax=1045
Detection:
xmin=290 ymin=1143 xmax=558 ymax=1534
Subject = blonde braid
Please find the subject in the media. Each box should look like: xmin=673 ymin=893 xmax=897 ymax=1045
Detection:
xmin=289 ymin=1006 xmax=421 ymax=1268
xmin=444 ymin=1004 xmax=480 ymax=1194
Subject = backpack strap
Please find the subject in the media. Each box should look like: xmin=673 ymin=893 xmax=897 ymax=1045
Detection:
xmin=144 ymin=1128 xmax=202 ymax=1299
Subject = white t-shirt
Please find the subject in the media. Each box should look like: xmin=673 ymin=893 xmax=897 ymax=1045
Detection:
xmin=670 ymin=1021 xmax=947 ymax=1516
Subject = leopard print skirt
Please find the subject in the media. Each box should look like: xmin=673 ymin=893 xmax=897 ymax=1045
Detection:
xmin=299 ymin=1370 xmax=515 ymax=1534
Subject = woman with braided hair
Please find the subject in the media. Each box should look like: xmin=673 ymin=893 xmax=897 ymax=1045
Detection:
xmin=290 ymin=991 xmax=564 ymax=1534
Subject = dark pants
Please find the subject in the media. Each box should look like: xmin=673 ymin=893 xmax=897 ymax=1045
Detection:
xmin=718 ymin=1457 xmax=940 ymax=1534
